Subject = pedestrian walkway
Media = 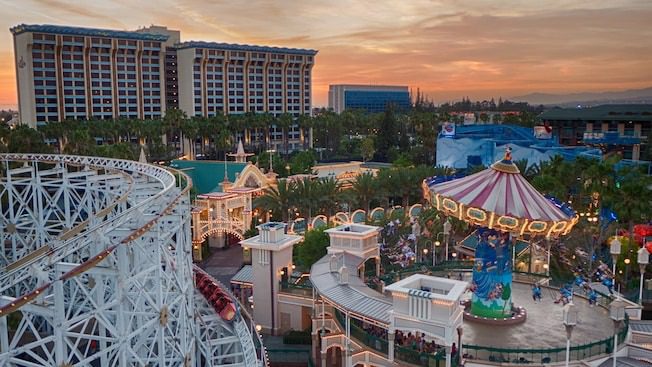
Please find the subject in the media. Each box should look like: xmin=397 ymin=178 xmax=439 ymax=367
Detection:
xmin=200 ymin=245 xmax=244 ymax=286
xmin=463 ymin=282 xmax=614 ymax=349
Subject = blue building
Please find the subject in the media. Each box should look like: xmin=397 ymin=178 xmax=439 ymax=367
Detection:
xmin=328 ymin=84 xmax=410 ymax=113
xmin=436 ymin=124 xmax=600 ymax=169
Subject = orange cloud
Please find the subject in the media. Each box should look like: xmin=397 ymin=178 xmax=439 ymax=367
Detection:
xmin=0 ymin=0 xmax=650 ymax=109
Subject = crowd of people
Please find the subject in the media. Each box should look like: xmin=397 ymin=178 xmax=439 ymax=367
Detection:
xmin=381 ymin=218 xmax=419 ymax=269
xmin=394 ymin=331 xmax=447 ymax=355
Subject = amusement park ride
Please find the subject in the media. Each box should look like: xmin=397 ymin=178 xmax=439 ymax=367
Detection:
xmin=424 ymin=147 xmax=579 ymax=323
xmin=0 ymin=154 xmax=262 ymax=367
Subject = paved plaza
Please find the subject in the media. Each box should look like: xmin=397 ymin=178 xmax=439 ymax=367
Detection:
xmin=201 ymin=245 xmax=244 ymax=286
xmin=462 ymin=281 xmax=615 ymax=349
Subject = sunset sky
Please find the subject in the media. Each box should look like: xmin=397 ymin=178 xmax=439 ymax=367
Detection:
xmin=0 ymin=0 xmax=651 ymax=110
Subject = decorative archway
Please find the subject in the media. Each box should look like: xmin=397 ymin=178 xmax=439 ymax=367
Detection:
xmin=232 ymin=164 xmax=272 ymax=189
xmin=332 ymin=212 xmax=350 ymax=226
xmin=200 ymin=227 xmax=245 ymax=242
xmin=351 ymin=209 xmax=367 ymax=223
xmin=409 ymin=204 xmax=423 ymax=219
xmin=369 ymin=207 xmax=385 ymax=222
xmin=388 ymin=205 xmax=404 ymax=218
xmin=312 ymin=215 xmax=328 ymax=229
xmin=290 ymin=217 xmax=308 ymax=234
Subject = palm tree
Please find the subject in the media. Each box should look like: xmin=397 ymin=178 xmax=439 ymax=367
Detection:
xmin=514 ymin=159 xmax=540 ymax=181
xmin=293 ymin=177 xmax=319 ymax=220
xmin=208 ymin=114 xmax=230 ymax=159
xmin=467 ymin=164 xmax=487 ymax=174
xmin=40 ymin=121 xmax=66 ymax=152
xmin=297 ymin=114 xmax=313 ymax=150
xmin=350 ymin=172 xmax=377 ymax=214
xmin=254 ymin=179 xmax=295 ymax=222
xmin=180 ymin=117 xmax=200 ymax=159
xmin=315 ymin=177 xmax=342 ymax=218
xmin=277 ymin=113 xmax=293 ymax=156
xmin=433 ymin=165 xmax=455 ymax=177
xmin=163 ymin=108 xmax=188 ymax=155
xmin=261 ymin=113 xmax=275 ymax=152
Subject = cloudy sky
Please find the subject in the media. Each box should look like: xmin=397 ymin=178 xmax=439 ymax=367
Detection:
xmin=0 ymin=0 xmax=651 ymax=109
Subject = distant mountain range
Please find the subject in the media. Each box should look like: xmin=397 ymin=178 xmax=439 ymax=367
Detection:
xmin=511 ymin=87 xmax=652 ymax=107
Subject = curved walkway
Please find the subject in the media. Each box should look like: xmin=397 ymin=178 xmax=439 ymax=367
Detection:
xmin=311 ymin=252 xmax=392 ymax=326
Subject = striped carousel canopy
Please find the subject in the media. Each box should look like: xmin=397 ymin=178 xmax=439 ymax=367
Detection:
xmin=425 ymin=150 xmax=578 ymax=237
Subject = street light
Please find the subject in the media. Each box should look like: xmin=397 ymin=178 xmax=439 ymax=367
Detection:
xmin=457 ymin=326 xmax=463 ymax=366
xmin=562 ymin=302 xmax=578 ymax=367
xmin=624 ymin=258 xmax=631 ymax=287
xmin=638 ymin=247 xmax=649 ymax=305
xmin=609 ymin=298 xmax=626 ymax=367
xmin=610 ymin=237 xmax=621 ymax=277
xmin=443 ymin=219 xmax=452 ymax=261
xmin=422 ymin=248 xmax=429 ymax=264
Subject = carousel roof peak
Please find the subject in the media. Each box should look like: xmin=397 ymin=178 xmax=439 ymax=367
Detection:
xmin=491 ymin=146 xmax=520 ymax=174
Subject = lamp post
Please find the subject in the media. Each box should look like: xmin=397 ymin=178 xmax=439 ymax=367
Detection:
xmin=422 ymin=248 xmax=429 ymax=264
xmin=265 ymin=149 xmax=276 ymax=173
xmin=562 ymin=302 xmax=578 ymax=367
xmin=433 ymin=240 xmax=440 ymax=267
xmin=610 ymin=237 xmax=622 ymax=278
xmin=443 ymin=219 xmax=452 ymax=261
xmin=638 ymin=247 xmax=649 ymax=305
xmin=457 ymin=326 xmax=463 ymax=366
xmin=434 ymin=233 xmax=444 ymax=265
xmin=609 ymin=298 xmax=626 ymax=367
xmin=624 ymin=258 xmax=631 ymax=289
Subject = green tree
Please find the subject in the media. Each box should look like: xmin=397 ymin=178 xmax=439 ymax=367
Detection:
xmin=253 ymin=179 xmax=295 ymax=222
xmin=350 ymin=172 xmax=378 ymax=213
xmin=277 ymin=113 xmax=293 ymax=157
xmin=316 ymin=177 xmax=342 ymax=217
xmin=360 ymin=137 xmax=375 ymax=162
xmin=375 ymin=106 xmax=398 ymax=161
xmin=392 ymin=153 xmax=413 ymax=167
xmin=296 ymin=228 xmax=329 ymax=269
xmin=163 ymin=108 xmax=188 ymax=154
xmin=253 ymin=151 xmax=285 ymax=175
xmin=289 ymin=150 xmax=316 ymax=174
xmin=6 ymin=125 xmax=51 ymax=153
xmin=293 ymin=177 xmax=319 ymax=220
xmin=611 ymin=166 xmax=652 ymax=239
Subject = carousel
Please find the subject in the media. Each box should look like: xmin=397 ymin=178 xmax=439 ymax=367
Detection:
xmin=424 ymin=147 xmax=579 ymax=324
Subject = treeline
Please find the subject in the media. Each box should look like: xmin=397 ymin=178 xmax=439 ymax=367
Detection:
xmin=0 ymin=98 xmax=543 ymax=166
xmin=253 ymin=165 xmax=437 ymax=223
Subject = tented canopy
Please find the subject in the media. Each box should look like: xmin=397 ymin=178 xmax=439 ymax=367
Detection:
xmin=425 ymin=153 xmax=577 ymax=237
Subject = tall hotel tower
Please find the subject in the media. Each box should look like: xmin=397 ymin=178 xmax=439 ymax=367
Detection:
xmin=11 ymin=25 xmax=178 ymax=126
xmin=11 ymin=24 xmax=317 ymax=151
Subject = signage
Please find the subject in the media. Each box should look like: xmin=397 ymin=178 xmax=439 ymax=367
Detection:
xmin=441 ymin=122 xmax=456 ymax=137
xmin=583 ymin=132 xmax=605 ymax=140
xmin=533 ymin=126 xmax=552 ymax=139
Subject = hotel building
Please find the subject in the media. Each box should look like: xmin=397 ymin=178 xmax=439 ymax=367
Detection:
xmin=11 ymin=24 xmax=179 ymax=127
xmin=175 ymin=42 xmax=316 ymax=151
xmin=328 ymin=84 xmax=410 ymax=114
xmin=11 ymin=24 xmax=317 ymax=151
xmin=539 ymin=104 xmax=652 ymax=161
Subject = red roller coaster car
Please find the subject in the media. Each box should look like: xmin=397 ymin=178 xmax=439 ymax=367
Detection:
xmin=194 ymin=269 xmax=237 ymax=322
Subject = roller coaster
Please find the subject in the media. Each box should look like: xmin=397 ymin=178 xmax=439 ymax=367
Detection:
xmin=0 ymin=154 xmax=262 ymax=367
